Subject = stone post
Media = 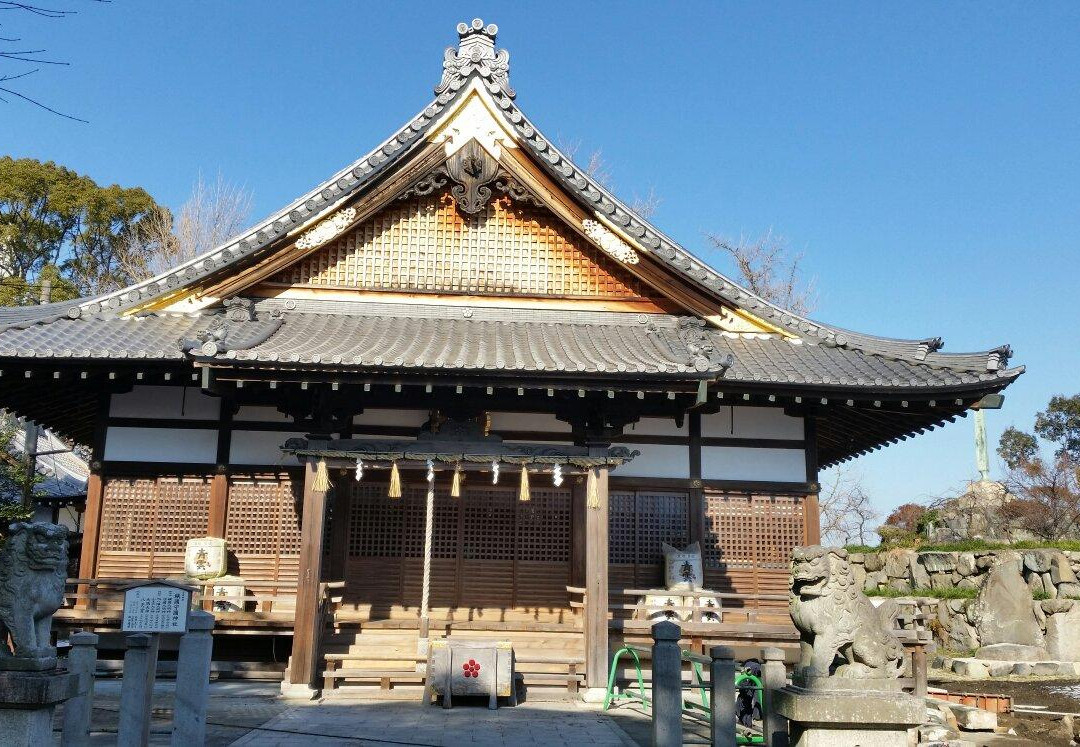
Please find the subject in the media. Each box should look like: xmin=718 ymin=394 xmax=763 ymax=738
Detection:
xmin=61 ymin=631 xmax=99 ymax=746
xmin=651 ymin=621 xmax=682 ymax=747
xmin=761 ymin=647 xmax=788 ymax=747
xmin=117 ymin=633 xmax=159 ymax=747
xmin=709 ymin=645 xmax=736 ymax=747
xmin=171 ymin=611 xmax=215 ymax=747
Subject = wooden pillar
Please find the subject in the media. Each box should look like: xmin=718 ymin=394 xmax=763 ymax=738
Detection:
xmin=584 ymin=466 xmax=609 ymax=692
xmin=326 ymin=477 xmax=351 ymax=581
xmin=76 ymin=471 xmax=104 ymax=608
xmin=207 ymin=473 xmax=229 ymax=538
xmin=570 ymin=477 xmax=587 ymax=589
xmin=803 ymin=494 xmax=821 ymax=546
xmin=688 ymin=412 xmax=704 ymax=546
xmin=208 ymin=399 xmax=232 ymax=537
xmin=802 ymin=413 xmax=820 ymax=546
xmin=288 ymin=459 xmax=331 ymax=689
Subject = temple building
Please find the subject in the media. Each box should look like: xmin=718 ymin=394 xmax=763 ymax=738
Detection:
xmin=0 ymin=20 xmax=1021 ymax=696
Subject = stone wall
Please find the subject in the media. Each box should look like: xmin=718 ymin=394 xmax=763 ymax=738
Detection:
xmin=851 ymin=549 xmax=1080 ymax=657
xmin=850 ymin=548 xmax=1080 ymax=598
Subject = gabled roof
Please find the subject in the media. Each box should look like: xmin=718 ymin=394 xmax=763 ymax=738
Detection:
xmin=0 ymin=19 xmax=1021 ymax=387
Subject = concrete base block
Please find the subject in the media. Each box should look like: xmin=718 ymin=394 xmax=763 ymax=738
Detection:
xmin=0 ymin=669 xmax=78 ymax=743
xmin=279 ymin=681 xmax=320 ymax=699
xmin=775 ymin=684 xmax=924 ymax=747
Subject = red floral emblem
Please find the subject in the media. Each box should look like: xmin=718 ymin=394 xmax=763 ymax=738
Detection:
xmin=461 ymin=659 xmax=481 ymax=678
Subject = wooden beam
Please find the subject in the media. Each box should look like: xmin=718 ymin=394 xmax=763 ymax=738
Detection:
xmin=584 ymin=467 xmax=609 ymax=692
xmin=288 ymin=459 xmax=331 ymax=689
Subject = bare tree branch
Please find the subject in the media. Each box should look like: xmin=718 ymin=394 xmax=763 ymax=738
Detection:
xmin=703 ymin=230 xmax=817 ymax=315
xmin=820 ymin=466 xmax=878 ymax=546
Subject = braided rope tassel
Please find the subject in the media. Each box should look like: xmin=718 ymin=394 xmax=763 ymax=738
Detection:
xmin=388 ymin=460 xmax=402 ymax=498
xmin=518 ymin=465 xmax=530 ymax=502
xmin=312 ymin=458 xmax=330 ymax=492
xmin=586 ymin=467 xmax=601 ymax=509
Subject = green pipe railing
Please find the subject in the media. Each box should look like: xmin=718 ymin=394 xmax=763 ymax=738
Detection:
xmin=603 ymin=645 xmax=765 ymax=745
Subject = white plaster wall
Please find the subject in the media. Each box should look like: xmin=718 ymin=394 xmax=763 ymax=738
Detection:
xmin=625 ymin=417 xmax=686 ymax=437
xmin=702 ymin=407 xmax=804 ymax=440
xmin=109 ymin=385 xmax=220 ymax=420
xmin=234 ymin=405 xmax=292 ymax=423
xmin=489 ymin=412 xmax=571 ymax=433
xmin=229 ymin=430 xmax=307 ymax=466
xmin=611 ymin=443 xmax=689 ymax=479
xmin=104 ymin=426 xmax=217 ymax=463
xmin=701 ymin=446 xmax=806 ymax=482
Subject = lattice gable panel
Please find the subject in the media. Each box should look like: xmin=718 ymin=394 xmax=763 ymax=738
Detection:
xmin=269 ymin=190 xmax=650 ymax=299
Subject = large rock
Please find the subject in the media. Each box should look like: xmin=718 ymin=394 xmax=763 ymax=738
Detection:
xmin=910 ymin=560 xmax=931 ymax=589
xmin=863 ymin=553 xmax=884 ymax=573
xmin=1059 ymin=582 xmax=1080 ymax=598
xmin=885 ymin=550 xmax=914 ymax=579
xmin=957 ymin=553 xmax=977 ymax=577
xmin=975 ymin=555 xmax=995 ymax=571
xmin=921 ymin=552 xmax=957 ymax=574
xmin=1051 ymin=553 xmax=1077 ymax=584
xmin=1028 ymin=572 xmax=1046 ymax=595
xmin=1046 ymin=604 xmax=1080 ymax=661
xmin=863 ymin=570 xmax=885 ymax=593
xmin=1025 ymin=550 xmax=1053 ymax=574
xmin=972 ymin=557 xmax=1045 ymax=648
xmin=952 ymin=659 xmax=989 ymax=678
xmin=957 ymin=576 xmax=979 ymax=591
xmin=976 ymin=642 xmax=1047 ymax=661
xmin=930 ymin=573 xmax=954 ymax=591
xmin=949 ymin=617 xmax=980 ymax=650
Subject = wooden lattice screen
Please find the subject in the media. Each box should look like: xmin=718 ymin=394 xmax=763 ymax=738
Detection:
xmin=344 ymin=481 xmax=572 ymax=614
xmin=97 ymin=476 xmax=211 ymax=577
xmin=224 ymin=474 xmax=302 ymax=580
xmin=608 ymin=490 xmax=690 ymax=587
xmin=347 ymin=483 xmax=570 ymax=563
xmin=703 ymin=491 xmax=804 ymax=604
xmin=270 ymin=191 xmax=647 ymax=298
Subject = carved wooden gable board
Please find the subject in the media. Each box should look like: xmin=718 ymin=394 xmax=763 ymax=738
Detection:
xmin=266 ymin=187 xmax=651 ymax=300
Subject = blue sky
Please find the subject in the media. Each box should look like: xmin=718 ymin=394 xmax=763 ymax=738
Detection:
xmin=5 ymin=2 xmax=1079 ymax=521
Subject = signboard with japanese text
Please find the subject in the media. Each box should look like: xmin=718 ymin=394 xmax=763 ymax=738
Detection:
xmin=121 ymin=582 xmax=193 ymax=634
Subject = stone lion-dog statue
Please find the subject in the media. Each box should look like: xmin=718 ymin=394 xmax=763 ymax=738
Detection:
xmin=790 ymin=545 xmax=904 ymax=680
xmin=0 ymin=522 xmax=69 ymax=669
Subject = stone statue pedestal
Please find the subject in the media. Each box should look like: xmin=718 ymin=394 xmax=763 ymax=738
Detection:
xmin=0 ymin=669 xmax=79 ymax=743
xmin=774 ymin=680 xmax=924 ymax=747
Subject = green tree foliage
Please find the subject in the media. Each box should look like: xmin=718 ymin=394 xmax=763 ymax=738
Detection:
xmin=0 ymin=420 xmax=36 ymax=526
xmin=996 ymin=395 xmax=1080 ymax=540
xmin=0 ymin=156 xmax=164 ymax=300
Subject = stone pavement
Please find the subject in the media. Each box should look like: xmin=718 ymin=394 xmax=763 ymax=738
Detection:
xmin=51 ymin=679 xmax=649 ymax=745
xmin=230 ymin=697 xmax=639 ymax=746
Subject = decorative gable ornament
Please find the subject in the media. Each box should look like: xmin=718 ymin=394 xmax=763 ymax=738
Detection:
xmin=582 ymin=219 xmax=640 ymax=265
xmin=295 ymin=207 xmax=357 ymax=251
xmin=445 ymin=139 xmax=500 ymax=215
xmin=435 ymin=19 xmax=515 ymax=100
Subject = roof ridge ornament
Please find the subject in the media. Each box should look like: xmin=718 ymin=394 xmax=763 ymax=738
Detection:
xmin=435 ymin=19 xmax=515 ymax=100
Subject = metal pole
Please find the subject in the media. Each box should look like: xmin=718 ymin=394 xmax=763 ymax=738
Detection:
xmin=61 ymin=631 xmax=99 ymax=746
xmin=761 ymin=647 xmax=788 ymax=747
xmin=651 ymin=621 xmax=682 ymax=747
xmin=709 ymin=645 xmax=736 ymax=747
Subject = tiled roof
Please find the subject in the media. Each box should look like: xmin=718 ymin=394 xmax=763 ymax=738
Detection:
xmin=0 ymin=19 xmax=1016 ymax=384
xmin=0 ymin=299 xmax=1022 ymax=391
